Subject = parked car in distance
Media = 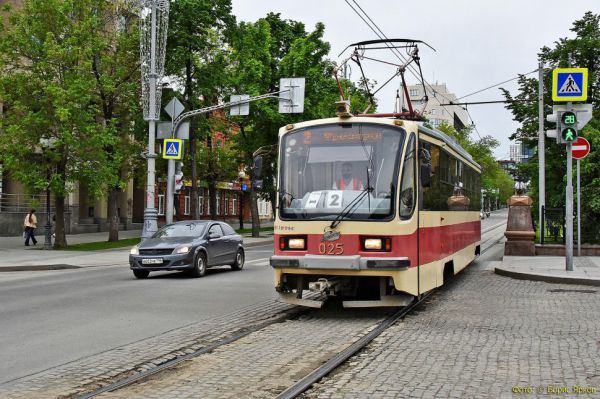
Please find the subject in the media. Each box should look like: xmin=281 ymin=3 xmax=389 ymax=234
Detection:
xmin=129 ymin=221 xmax=244 ymax=279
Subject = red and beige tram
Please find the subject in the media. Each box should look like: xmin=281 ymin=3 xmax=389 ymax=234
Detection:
xmin=268 ymin=114 xmax=481 ymax=308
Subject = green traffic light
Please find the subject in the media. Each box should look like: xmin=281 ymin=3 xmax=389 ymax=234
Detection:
xmin=562 ymin=127 xmax=577 ymax=142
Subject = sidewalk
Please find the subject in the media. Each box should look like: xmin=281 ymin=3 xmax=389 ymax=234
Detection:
xmin=495 ymin=256 xmax=600 ymax=287
xmin=0 ymin=229 xmax=273 ymax=272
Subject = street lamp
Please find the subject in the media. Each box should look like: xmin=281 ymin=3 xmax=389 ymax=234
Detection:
xmin=238 ymin=170 xmax=247 ymax=230
xmin=39 ymin=138 xmax=56 ymax=249
xmin=138 ymin=0 xmax=170 ymax=239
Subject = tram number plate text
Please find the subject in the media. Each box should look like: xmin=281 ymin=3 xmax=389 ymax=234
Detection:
xmin=318 ymin=242 xmax=344 ymax=255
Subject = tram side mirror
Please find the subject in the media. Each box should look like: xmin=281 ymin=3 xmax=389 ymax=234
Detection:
xmin=420 ymin=163 xmax=432 ymax=188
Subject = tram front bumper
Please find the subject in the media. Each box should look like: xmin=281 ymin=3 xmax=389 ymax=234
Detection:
xmin=270 ymin=255 xmax=410 ymax=270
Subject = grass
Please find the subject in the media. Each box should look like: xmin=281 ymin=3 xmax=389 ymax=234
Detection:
xmin=61 ymin=226 xmax=274 ymax=251
xmin=63 ymin=238 xmax=141 ymax=251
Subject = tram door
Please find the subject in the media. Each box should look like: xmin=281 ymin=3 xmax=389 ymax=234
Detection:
xmin=399 ymin=133 xmax=419 ymax=296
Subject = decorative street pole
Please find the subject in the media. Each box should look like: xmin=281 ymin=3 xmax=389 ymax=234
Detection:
xmin=44 ymin=181 xmax=52 ymax=250
xmin=238 ymin=170 xmax=247 ymax=230
xmin=139 ymin=0 xmax=170 ymax=239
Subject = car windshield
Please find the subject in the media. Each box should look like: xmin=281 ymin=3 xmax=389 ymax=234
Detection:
xmin=152 ymin=222 xmax=207 ymax=238
xmin=279 ymin=123 xmax=405 ymax=221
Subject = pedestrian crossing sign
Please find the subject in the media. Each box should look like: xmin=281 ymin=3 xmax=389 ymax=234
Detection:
xmin=162 ymin=139 xmax=183 ymax=159
xmin=552 ymin=68 xmax=588 ymax=102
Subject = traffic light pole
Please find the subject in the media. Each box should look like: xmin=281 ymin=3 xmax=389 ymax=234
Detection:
xmin=566 ymin=139 xmax=573 ymax=271
xmin=565 ymin=53 xmax=574 ymax=271
xmin=577 ymin=158 xmax=581 ymax=257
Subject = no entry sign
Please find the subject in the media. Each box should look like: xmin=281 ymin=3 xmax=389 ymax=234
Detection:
xmin=571 ymin=137 xmax=590 ymax=159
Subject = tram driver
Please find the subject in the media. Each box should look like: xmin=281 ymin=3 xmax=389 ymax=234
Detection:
xmin=333 ymin=162 xmax=364 ymax=190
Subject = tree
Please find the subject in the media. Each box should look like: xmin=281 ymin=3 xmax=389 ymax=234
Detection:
xmin=227 ymin=14 xmax=371 ymax=236
xmin=501 ymin=12 xmax=599 ymax=241
xmin=0 ymin=0 xmax=131 ymax=247
xmin=165 ymin=0 xmax=234 ymax=220
xmin=88 ymin=2 xmax=143 ymax=242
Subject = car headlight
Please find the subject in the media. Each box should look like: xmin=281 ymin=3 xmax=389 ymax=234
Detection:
xmin=175 ymin=245 xmax=191 ymax=254
xmin=130 ymin=245 xmax=139 ymax=255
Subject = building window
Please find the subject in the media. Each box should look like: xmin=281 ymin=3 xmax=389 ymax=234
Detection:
xmin=158 ymin=194 xmax=165 ymax=216
xmin=409 ymin=89 xmax=419 ymax=97
xmin=216 ymin=192 xmax=221 ymax=215
xmin=184 ymin=195 xmax=190 ymax=215
xmin=430 ymin=109 xmax=436 ymax=115
xmin=224 ymin=196 xmax=229 ymax=215
xmin=232 ymin=197 xmax=237 ymax=215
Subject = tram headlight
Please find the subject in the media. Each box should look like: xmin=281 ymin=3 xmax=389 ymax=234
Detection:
xmin=362 ymin=237 xmax=392 ymax=252
xmin=279 ymin=236 xmax=307 ymax=250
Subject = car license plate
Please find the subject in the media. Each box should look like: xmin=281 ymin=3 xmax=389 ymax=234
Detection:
xmin=142 ymin=258 xmax=163 ymax=265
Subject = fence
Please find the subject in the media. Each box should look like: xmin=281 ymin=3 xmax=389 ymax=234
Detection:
xmin=541 ymin=205 xmax=600 ymax=245
xmin=0 ymin=193 xmax=55 ymax=213
xmin=541 ymin=206 xmax=565 ymax=244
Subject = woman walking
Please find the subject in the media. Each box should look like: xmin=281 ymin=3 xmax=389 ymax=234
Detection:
xmin=24 ymin=209 xmax=38 ymax=246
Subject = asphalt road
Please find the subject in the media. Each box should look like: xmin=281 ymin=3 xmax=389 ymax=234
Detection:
xmin=0 ymin=210 xmax=507 ymax=385
xmin=0 ymin=243 xmax=276 ymax=384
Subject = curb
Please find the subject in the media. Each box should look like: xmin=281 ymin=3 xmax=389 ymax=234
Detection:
xmin=494 ymin=266 xmax=600 ymax=287
xmin=0 ymin=239 xmax=273 ymax=272
xmin=0 ymin=264 xmax=81 ymax=272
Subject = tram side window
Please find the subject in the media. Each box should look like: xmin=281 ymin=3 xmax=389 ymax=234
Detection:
xmin=400 ymin=135 xmax=416 ymax=219
xmin=419 ymin=141 xmax=442 ymax=211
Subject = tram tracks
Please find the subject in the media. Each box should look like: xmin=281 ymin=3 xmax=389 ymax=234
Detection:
xmin=75 ymin=224 xmax=507 ymax=399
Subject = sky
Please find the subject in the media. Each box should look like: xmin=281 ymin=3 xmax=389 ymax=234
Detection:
xmin=230 ymin=0 xmax=597 ymax=159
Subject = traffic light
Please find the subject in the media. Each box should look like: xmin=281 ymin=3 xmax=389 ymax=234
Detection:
xmin=560 ymin=111 xmax=578 ymax=143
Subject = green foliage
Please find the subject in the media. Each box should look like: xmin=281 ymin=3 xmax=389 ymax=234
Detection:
xmin=226 ymin=13 xmax=372 ymax=202
xmin=501 ymin=12 xmax=600 ymax=241
xmin=437 ymin=123 xmax=514 ymax=204
xmin=0 ymin=0 xmax=143 ymax=245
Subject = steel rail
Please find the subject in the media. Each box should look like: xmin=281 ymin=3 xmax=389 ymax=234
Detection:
xmin=76 ymin=306 xmax=312 ymax=399
xmin=77 ymin=225 xmax=506 ymax=399
xmin=276 ymin=225 xmax=507 ymax=399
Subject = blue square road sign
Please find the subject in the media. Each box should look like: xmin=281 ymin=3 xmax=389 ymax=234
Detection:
xmin=163 ymin=139 xmax=183 ymax=160
xmin=552 ymin=68 xmax=588 ymax=102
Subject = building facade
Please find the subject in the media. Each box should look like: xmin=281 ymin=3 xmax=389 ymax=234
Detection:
xmin=402 ymin=83 xmax=469 ymax=130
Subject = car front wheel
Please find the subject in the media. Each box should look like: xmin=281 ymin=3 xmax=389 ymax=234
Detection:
xmin=231 ymin=249 xmax=245 ymax=271
xmin=133 ymin=270 xmax=150 ymax=279
xmin=191 ymin=252 xmax=207 ymax=277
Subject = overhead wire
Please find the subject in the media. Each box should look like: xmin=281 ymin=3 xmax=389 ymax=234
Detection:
xmin=345 ymin=0 xmax=460 ymax=122
xmin=456 ymin=69 xmax=539 ymax=100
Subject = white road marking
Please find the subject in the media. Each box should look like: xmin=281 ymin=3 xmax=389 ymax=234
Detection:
xmin=245 ymin=257 xmax=270 ymax=265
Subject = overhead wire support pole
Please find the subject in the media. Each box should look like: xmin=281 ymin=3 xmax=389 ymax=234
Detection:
xmin=538 ymin=62 xmax=545 ymax=246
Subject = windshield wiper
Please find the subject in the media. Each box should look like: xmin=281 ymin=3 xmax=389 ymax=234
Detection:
xmin=329 ymin=186 xmax=374 ymax=229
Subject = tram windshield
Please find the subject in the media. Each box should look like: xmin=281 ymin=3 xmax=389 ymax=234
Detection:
xmin=279 ymin=123 xmax=405 ymax=221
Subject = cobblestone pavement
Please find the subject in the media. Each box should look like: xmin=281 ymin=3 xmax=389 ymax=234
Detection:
xmin=100 ymin=308 xmax=392 ymax=399
xmin=303 ymin=252 xmax=600 ymax=399
xmin=0 ymin=299 xmax=301 ymax=399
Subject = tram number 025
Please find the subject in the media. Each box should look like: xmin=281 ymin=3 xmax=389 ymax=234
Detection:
xmin=318 ymin=242 xmax=344 ymax=255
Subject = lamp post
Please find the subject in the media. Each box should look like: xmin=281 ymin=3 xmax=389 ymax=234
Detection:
xmin=44 ymin=179 xmax=52 ymax=250
xmin=238 ymin=170 xmax=246 ymax=230
xmin=38 ymin=138 xmax=56 ymax=249
xmin=138 ymin=0 xmax=170 ymax=239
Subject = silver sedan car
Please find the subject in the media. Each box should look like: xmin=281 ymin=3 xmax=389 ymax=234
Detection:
xmin=129 ymin=221 xmax=244 ymax=279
